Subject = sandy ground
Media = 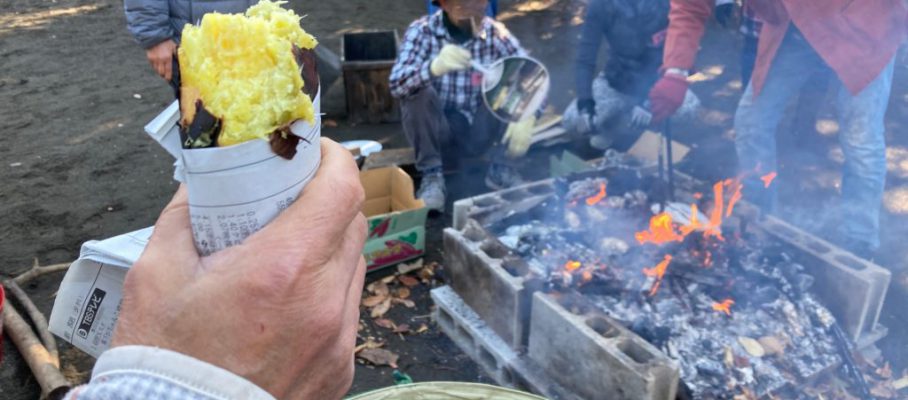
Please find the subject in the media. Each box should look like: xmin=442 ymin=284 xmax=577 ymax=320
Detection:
xmin=1 ymin=0 xmax=907 ymax=398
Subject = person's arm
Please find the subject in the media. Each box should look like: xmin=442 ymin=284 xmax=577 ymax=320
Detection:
xmin=65 ymin=139 xmax=367 ymax=400
xmin=575 ymin=0 xmax=607 ymax=102
xmin=124 ymin=0 xmax=174 ymax=50
xmin=662 ymin=0 xmax=713 ymax=71
xmin=390 ymin=20 xmax=435 ymax=98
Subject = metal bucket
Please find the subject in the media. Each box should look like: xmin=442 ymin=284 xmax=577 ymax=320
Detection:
xmin=347 ymin=382 xmax=547 ymax=400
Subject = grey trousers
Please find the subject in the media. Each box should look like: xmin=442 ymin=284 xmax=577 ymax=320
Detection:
xmin=400 ymin=86 xmax=511 ymax=172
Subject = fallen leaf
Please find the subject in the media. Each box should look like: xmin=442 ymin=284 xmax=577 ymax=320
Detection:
xmin=418 ymin=264 xmax=436 ymax=281
xmin=354 ymin=339 xmax=384 ymax=353
xmin=392 ymin=298 xmax=416 ymax=308
xmin=362 ymin=295 xmax=388 ymax=308
xmin=322 ymin=119 xmax=338 ymax=128
xmin=373 ymin=318 xmax=396 ymax=329
xmin=723 ymin=346 xmax=734 ymax=368
xmin=397 ymin=259 xmax=424 ymax=275
xmin=758 ymin=336 xmax=786 ymax=356
xmin=870 ymin=384 xmax=895 ymax=399
xmin=392 ymin=324 xmax=411 ymax=334
xmin=737 ymin=336 xmax=765 ymax=358
xmin=371 ymin=298 xmax=392 ymax=318
xmin=357 ymin=348 xmax=399 ymax=368
xmin=398 ymin=275 xmax=420 ymax=288
xmin=396 ymin=287 xmax=411 ymax=299
xmin=893 ymin=375 xmax=908 ymax=390
xmin=368 ymin=281 xmax=390 ymax=297
xmin=877 ymin=362 xmax=893 ymax=379
xmin=416 ymin=324 xmax=429 ymax=334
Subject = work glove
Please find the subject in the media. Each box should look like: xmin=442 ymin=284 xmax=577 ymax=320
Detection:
xmin=629 ymin=105 xmax=653 ymax=128
xmin=714 ymin=2 xmax=736 ymax=29
xmin=576 ymin=98 xmax=596 ymax=134
xmin=502 ymin=115 xmax=537 ymax=157
xmin=430 ymin=45 xmax=472 ymax=77
xmin=648 ymin=73 xmax=688 ymax=123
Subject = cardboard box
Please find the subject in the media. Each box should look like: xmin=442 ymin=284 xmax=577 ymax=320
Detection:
xmin=360 ymin=167 xmax=428 ymax=272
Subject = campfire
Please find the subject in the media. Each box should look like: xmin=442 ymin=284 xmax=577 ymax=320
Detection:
xmin=488 ymin=168 xmax=846 ymax=398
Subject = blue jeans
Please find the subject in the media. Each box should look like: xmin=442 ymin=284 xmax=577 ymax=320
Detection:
xmin=734 ymin=28 xmax=894 ymax=250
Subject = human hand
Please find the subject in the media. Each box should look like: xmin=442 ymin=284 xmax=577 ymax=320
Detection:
xmin=430 ymin=44 xmax=472 ymax=77
xmin=714 ymin=3 xmax=736 ymax=29
xmin=503 ymin=115 xmax=537 ymax=157
xmin=648 ymin=73 xmax=688 ymax=123
xmin=576 ymin=98 xmax=596 ymax=133
xmin=146 ymin=39 xmax=177 ymax=81
xmin=112 ymin=138 xmax=367 ymax=400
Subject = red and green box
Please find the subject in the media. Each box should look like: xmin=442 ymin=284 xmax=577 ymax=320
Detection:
xmin=360 ymin=167 xmax=428 ymax=272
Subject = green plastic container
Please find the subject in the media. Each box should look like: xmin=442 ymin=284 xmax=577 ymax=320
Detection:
xmin=347 ymin=382 xmax=548 ymax=400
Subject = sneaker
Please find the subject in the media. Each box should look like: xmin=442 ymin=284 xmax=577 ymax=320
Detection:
xmin=417 ymin=171 xmax=446 ymax=212
xmin=589 ymin=133 xmax=613 ymax=150
xmin=485 ymin=164 xmax=524 ymax=190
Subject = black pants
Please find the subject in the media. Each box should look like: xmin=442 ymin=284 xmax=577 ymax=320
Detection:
xmin=400 ymin=86 xmax=512 ymax=172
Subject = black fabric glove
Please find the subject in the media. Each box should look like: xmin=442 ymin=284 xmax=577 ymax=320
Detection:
xmin=715 ymin=3 xmax=735 ymax=29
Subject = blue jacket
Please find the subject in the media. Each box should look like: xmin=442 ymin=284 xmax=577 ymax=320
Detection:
xmin=124 ymin=0 xmax=255 ymax=49
xmin=575 ymin=0 xmax=669 ymax=103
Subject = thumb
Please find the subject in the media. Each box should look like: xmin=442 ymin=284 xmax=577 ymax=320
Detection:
xmin=146 ymin=185 xmax=199 ymax=263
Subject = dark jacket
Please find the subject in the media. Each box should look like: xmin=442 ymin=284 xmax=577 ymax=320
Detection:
xmin=575 ymin=0 xmax=669 ymax=103
xmin=124 ymin=0 xmax=256 ymax=49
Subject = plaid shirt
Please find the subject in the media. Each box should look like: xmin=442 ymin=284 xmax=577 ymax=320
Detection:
xmin=390 ymin=11 xmax=525 ymax=119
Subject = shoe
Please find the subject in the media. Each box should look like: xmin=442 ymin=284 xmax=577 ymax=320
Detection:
xmin=485 ymin=164 xmax=524 ymax=190
xmin=417 ymin=171 xmax=445 ymax=212
xmin=589 ymin=133 xmax=613 ymax=150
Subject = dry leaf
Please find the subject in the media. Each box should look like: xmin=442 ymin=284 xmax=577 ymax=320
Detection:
xmin=416 ymin=324 xmax=429 ymax=334
xmin=723 ymin=346 xmax=734 ymax=368
xmin=354 ymin=339 xmax=384 ymax=353
xmin=398 ymin=275 xmax=420 ymax=288
xmin=396 ymin=287 xmax=411 ymax=299
xmin=892 ymin=375 xmax=908 ymax=390
xmin=323 ymin=119 xmax=338 ymax=128
xmin=876 ymin=362 xmax=893 ymax=379
xmin=397 ymin=259 xmax=424 ymax=275
xmin=381 ymin=275 xmax=397 ymax=284
xmin=737 ymin=337 xmax=765 ymax=358
xmin=357 ymin=348 xmax=399 ymax=368
xmin=870 ymin=384 xmax=896 ymax=399
xmin=368 ymin=281 xmax=390 ymax=297
xmin=758 ymin=336 xmax=786 ymax=356
xmin=371 ymin=298 xmax=392 ymax=318
xmin=392 ymin=324 xmax=411 ymax=334
xmin=373 ymin=318 xmax=396 ymax=329
xmin=362 ymin=295 xmax=388 ymax=308
xmin=418 ymin=264 xmax=436 ymax=281
xmin=392 ymin=298 xmax=416 ymax=308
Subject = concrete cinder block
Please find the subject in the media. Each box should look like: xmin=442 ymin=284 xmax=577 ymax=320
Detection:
xmin=528 ymin=292 xmax=680 ymax=400
xmin=443 ymin=226 xmax=537 ymax=350
xmin=756 ymin=216 xmax=891 ymax=343
xmin=452 ymin=180 xmax=555 ymax=231
xmin=432 ymin=286 xmax=585 ymax=400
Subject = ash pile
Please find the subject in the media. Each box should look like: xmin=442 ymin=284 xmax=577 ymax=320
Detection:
xmin=489 ymin=167 xmax=843 ymax=398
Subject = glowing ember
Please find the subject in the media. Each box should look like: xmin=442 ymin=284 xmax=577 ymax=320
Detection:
xmin=581 ymin=270 xmax=593 ymax=282
xmin=643 ymin=255 xmax=673 ymax=296
xmin=712 ymin=298 xmax=734 ymax=316
xmin=693 ymin=192 xmax=703 ymax=200
xmin=761 ymin=172 xmax=778 ymax=188
xmin=585 ymin=183 xmax=607 ymax=206
xmin=636 ymin=212 xmax=683 ymax=245
xmin=704 ymin=251 xmax=713 ymax=267
xmin=724 ymin=179 xmax=743 ymax=218
xmin=564 ymin=260 xmax=582 ymax=272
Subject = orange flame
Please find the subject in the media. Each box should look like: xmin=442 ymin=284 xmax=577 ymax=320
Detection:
xmin=585 ymin=183 xmax=607 ymax=206
xmin=643 ymin=255 xmax=673 ymax=296
xmin=712 ymin=298 xmax=734 ymax=316
xmin=564 ymin=260 xmax=582 ymax=272
xmin=725 ymin=179 xmax=743 ymax=218
xmin=761 ymin=172 xmax=778 ymax=188
xmin=636 ymin=213 xmax=683 ymax=245
xmin=703 ymin=182 xmax=725 ymax=241
xmin=581 ymin=270 xmax=593 ymax=283
xmin=679 ymin=204 xmax=703 ymax=236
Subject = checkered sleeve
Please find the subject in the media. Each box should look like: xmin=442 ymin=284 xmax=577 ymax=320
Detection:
xmin=390 ymin=18 xmax=435 ymax=98
xmin=491 ymin=22 xmax=526 ymax=59
xmin=63 ymin=346 xmax=275 ymax=400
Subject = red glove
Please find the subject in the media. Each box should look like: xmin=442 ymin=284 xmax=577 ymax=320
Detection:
xmin=648 ymin=73 xmax=689 ymax=123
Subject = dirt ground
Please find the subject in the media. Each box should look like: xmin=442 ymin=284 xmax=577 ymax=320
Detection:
xmin=1 ymin=0 xmax=907 ymax=398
